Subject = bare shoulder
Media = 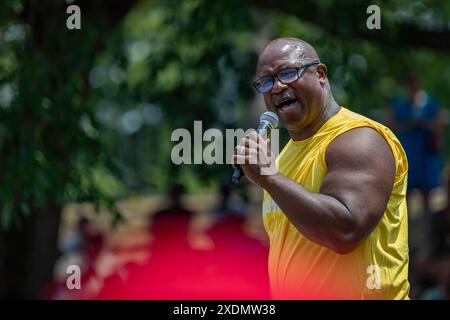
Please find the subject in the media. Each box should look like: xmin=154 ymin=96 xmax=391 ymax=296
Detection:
xmin=325 ymin=126 xmax=395 ymax=175
xmin=319 ymin=127 xmax=397 ymax=253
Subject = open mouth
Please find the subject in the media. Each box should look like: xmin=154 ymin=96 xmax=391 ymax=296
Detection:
xmin=276 ymin=98 xmax=298 ymax=113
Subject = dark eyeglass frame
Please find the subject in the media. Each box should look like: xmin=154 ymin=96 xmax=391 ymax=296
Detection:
xmin=253 ymin=60 xmax=321 ymax=94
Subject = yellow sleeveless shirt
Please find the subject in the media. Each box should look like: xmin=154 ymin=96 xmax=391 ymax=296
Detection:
xmin=262 ymin=107 xmax=409 ymax=299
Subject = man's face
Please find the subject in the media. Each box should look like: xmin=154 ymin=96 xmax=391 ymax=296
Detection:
xmin=256 ymin=44 xmax=325 ymax=132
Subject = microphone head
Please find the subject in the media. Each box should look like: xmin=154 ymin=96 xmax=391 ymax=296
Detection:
xmin=260 ymin=111 xmax=279 ymax=129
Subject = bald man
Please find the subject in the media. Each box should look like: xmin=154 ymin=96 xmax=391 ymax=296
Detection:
xmin=233 ymin=38 xmax=409 ymax=299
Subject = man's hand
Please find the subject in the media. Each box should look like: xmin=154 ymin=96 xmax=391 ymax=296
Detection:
xmin=232 ymin=130 xmax=277 ymax=185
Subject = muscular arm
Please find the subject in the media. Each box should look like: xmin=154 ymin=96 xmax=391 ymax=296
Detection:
xmin=258 ymin=127 xmax=396 ymax=254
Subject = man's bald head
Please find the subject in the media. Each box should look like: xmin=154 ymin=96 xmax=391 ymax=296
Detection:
xmin=254 ymin=37 xmax=336 ymax=137
xmin=257 ymin=37 xmax=320 ymax=73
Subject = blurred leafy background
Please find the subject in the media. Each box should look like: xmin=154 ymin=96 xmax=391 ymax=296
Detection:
xmin=0 ymin=0 xmax=449 ymax=298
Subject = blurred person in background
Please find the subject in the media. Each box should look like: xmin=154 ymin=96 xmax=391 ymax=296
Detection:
xmin=213 ymin=179 xmax=247 ymax=217
xmin=133 ymin=182 xmax=269 ymax=299
xmin=414 ymin=173 xmax=450 ymax=299
xmin=49 ymin=217 xmax=104 ymax=299
xmin=205 ymin=179 xmax=270 ymax=299
xmin=152 ymin=183 xmax=194 ymax=219
xmin=97 ymin=180 xmax=269 ymax=299
xmin=386 ymin=73 xmax=447 ymax=209
xmin=134 ymin=183 xmax=196 ymax=298
xmin=386 ymin=73 xmax=448 ymax=260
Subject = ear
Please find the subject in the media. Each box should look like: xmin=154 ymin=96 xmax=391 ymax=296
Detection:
xmin=316 ymin=64 xmax=327 ymax=85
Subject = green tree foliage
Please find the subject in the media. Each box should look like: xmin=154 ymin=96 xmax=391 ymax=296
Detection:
xmin=0 ymin=1 xmax=139 ymax=229
xmin=0 ymin=0 xmax=449 ymax=299
xmin=96 ymin=0 xmax=450 ymax=197
xmin=1 ymin=0 xmax=450 ymax=227
xmin=90 ymin=0 xmax=257 ymax=194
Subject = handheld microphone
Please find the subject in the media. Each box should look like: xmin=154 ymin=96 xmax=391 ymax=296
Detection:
xmin=232 ymin=111 xmax=279 ymax=184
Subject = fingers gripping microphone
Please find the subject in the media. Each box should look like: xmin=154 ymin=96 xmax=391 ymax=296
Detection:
xmin=232 ymin=111 xmax=279 ymax=184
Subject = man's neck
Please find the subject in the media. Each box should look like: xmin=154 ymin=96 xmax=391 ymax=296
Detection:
xmin=289 ymin=98 xmax=341 ymax=141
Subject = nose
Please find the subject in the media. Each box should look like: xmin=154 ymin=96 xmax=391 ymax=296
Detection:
xmin=271 ymin=77 xmax=288 ymax=94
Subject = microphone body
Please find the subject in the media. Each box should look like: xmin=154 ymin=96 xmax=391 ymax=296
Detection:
xmin=232 ymin=112 xmax=279 ymax=184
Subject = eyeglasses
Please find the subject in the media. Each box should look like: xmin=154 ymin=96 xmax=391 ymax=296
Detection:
xmin=253 ymin=60 xmax=320 ymax=94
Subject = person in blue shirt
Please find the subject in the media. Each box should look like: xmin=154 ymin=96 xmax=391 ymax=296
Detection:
xmin=386 ymin=73 xmax=447 ymax=266
xmin=387 ymin=73 xmax=446 ymax=199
